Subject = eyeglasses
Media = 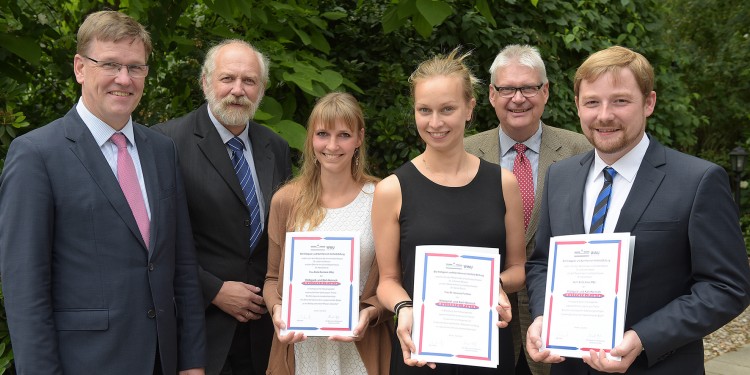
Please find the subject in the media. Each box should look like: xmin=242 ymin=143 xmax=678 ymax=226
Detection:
xmin=491 ymin=83 xmax=544 ymax=98
xmin=82 ymin=55 xmax=149 ymax=78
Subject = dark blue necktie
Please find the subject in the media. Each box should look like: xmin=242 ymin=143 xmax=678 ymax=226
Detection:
xmin=590 ymin=167 xmax=617 ymax=234
xmin=227 ymin=137 xmax=262 ymax=252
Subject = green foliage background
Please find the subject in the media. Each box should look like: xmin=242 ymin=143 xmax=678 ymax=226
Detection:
xmin=1 ymin=0 xmax=748 ymax=372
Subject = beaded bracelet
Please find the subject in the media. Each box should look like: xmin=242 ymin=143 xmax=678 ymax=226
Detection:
xmin=394 ymin=300 xmax=413 ymax=317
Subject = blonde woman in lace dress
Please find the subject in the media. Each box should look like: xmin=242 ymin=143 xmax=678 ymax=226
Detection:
xmin=264 ymin=92 xmax=392 ymax=374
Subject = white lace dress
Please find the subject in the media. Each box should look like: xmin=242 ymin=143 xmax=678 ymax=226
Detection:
xmin=294 ymin=182 xmax=376 ymax=375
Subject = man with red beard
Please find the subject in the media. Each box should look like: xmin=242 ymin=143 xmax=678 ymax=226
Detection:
xmin=465 ymin=44 xmax=590 ymax=375
xmin=154 ymin=39 xmax=292 ymax=375
xmin=525 ymin=46 xmax=750 ymax=374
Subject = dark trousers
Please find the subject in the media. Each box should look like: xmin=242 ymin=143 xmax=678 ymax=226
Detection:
xmin=219 ymin=322 xmax=261 ymax=375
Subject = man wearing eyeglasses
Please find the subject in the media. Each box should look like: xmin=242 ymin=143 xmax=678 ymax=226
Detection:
xmin=0 ymin=11 xmax=206 ymax=375
xmin=465 ymin=44 xmax=591 ymax=375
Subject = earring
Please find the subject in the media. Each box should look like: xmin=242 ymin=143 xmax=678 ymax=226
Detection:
xmin=354 ymin=148 xmax=360 ymax=167
xmin=314 ymin=158 xmax=319 ymax=166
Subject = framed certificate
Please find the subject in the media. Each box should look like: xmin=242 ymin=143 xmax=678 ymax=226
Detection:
xmin=280 ymin=231 xmax=360 ymax=337
xmin=541 ymin=233 xmax=634 ymax=359
xmin=411 ymin=245 xmax=501 ymax=368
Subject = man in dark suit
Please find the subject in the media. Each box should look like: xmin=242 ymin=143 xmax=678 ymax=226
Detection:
xmin=154 ymin=39 xmax=293 ymax=375
xmin=465 ymin=44 xmax=591 ymax=375
xmin=0 ymin=11 xmax=206 ymax=374
xmin=525 ymin=45 xmax=750 ymax=374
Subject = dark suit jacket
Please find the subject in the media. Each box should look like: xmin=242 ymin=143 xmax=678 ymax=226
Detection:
xmin=0 ymin=107 xmax=206 ymax=374
xmin=526 ymin=137 xmax=750 ymax=374
xmin=153 ymin=103 xmax=292 ymax=375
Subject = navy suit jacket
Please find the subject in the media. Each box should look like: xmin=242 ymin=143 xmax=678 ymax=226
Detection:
xmin=526 ymin=137 xmax=750 ymax=374
xmin=153 ymin=103 xmax=292 ymax=375
xmin=0 ymin=107 xmax=206 ymax=374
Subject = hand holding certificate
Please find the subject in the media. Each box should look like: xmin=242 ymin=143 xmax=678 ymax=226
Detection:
xmin=280 ymin=231 xmax=360 ymax=337
xmin=540 ymin=233 xmax=634 ymax=360
xmin=410 ymin=245 xmax=501 ymax=368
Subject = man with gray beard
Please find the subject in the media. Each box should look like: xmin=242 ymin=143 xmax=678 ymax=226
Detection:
xmin=154 ymin=39 xmax=293 ymax=375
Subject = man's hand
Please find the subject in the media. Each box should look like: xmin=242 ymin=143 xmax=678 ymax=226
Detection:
xmin=583 ymin=329 xmax=642 ymax=373
xmin=526 ymin=316 xmax=565 ymax=364
xmin=212 ymin=281 xmax=267 ymax=322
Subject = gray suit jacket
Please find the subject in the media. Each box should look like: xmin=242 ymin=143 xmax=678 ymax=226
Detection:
xmin=0 ymin=107 xmax=206 ymax=374
xmin=154 ymin=103 xmax=293 ymax=375
xmin=526 ymin=137 xmax=750 ymax=374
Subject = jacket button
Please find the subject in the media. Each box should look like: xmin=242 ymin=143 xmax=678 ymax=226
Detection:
xmin=148 ymin=263 xmax=155 ymax=271
xmin=147 ymin=309 xmax=156 ymax=319
xmin=244 ymin=219 xmax=250 ymax=227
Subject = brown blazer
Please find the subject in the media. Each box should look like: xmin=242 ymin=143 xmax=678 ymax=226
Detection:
xmin=263 ymin=183 xmax=392 ymax=375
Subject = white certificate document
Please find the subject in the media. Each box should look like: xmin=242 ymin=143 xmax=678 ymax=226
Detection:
xmin=280 ymin=231 xmax=360 ymax=337
xmin=411 ymin=245 xmax=501 ymax=368
xmin=541 ymin=233 xmax=634 ymax=359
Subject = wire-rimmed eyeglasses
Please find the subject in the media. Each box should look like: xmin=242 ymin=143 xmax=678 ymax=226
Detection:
xmin=81 ymin=55 xmax=149 ymax=78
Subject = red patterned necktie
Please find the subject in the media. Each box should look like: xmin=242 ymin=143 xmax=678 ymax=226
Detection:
xmin=111 ymin=133 xmax=150 ymax=249
xmin=513 ymin=143 xmax=534 ymax=230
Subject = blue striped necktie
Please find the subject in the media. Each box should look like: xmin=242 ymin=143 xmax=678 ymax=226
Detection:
xmin=227 ymin=137 xmax=262 ymax=253
xmin=590 ymin=167 xmax=617 ymax=234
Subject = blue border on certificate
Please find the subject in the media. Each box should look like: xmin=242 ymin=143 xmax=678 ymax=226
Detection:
xmin=546 ymin=239 xmax=624 ymax=353
xmin=285 ymin=235 xmax=355 ymax=331
xmin=416 ymin=252 xmax=496 ymax=362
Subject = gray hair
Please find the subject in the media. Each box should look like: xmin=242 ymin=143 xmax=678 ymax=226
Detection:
xmin=488 ymin=44 xmax=547 ymax=85
xmin=200 ymin=39 xmax=270 ymax=87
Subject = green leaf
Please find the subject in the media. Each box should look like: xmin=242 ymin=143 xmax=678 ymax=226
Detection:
xmin=627 ymin=23 xmax=635 ymax=33
xmin=412 ymin=13 xmax=433 ymax=39
xmin=318 ymin=69 xmax=344 ymax=90
xmin=321 ymin=11 xmax=347 ymax=21
xmin=475 ymin=0 xmax=497 ymax=28
xmin=205 ymin=0 xmax=238 ymax=25
xmin=308 ymin=29 xmax=331 ymax=54
xmin=267 ymin=119 xmax=307 ymax=151
xmin=530 ymin=0 xmax=539 ymax=7
xmin=564 ymin=34 xmax=575 ymax=44
xmin=415 ymin=0 xmax=453 ymax=27
xmin=290 ymin=25 xmax=312 ymax=45
xmin=258 ymin=96 xmax=284 ymax=122
xmin=381 ymin=6 xmax=403 ymax=34
xmin=0 ymin=34 xmax=42 ymax=65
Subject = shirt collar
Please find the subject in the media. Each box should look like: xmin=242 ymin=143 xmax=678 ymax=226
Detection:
xmin=499 ymin=121 xmax=543 ymax=156
xmin=207 ymin=104 xmax=250 ymax=146
xmin=76 ymin=97 xmax=136 ymax=147
xmin=592 ymin=134 xmax=650 ymax=183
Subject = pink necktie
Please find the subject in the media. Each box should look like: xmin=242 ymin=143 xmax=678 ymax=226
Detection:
xmin=513 ymin=143 xmax=534 ymax=230
xmin=111 ymin=133 xmax=150 ymax=249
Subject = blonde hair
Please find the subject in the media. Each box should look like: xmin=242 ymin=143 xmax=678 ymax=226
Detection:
xmin=408 ymin=47 xmax=480 ymax=104
xmin=574 ymin=46 xmax=654 ymax=98
xmin=288 ymin=92 xmax=379 ymax=231
xmin=77 ymin=11 xmax=152 ymax=59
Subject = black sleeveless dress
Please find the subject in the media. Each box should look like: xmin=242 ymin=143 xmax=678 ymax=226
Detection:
xmin=391 ymin=159 xmax=514 ymax=374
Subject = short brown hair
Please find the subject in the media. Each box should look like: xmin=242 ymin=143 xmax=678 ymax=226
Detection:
xmin=77 ymin=11 xmax=152 ymax=60
xmin=574 ymin=46 xmax=654 ymax=97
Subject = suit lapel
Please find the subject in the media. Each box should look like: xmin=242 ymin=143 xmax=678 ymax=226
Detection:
xmin=570 ymin=151 xmax=594 ymax=234
xmin=134 ymin=125 xmax=159 ymax=255
xmin=529 ymin=125 xmax=570 ymax=244
xmin=248 ymin=122 xmax=275 ymax=212
xmin=63 ymin=109 xmax=149 ymax=252
xmin=615 ymin=138 xmax=666 ymax=232
xmin=478 ymin=129 xmax=501 ymax=164
xmin=193 ymin=105 xmax=247 ymax=207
